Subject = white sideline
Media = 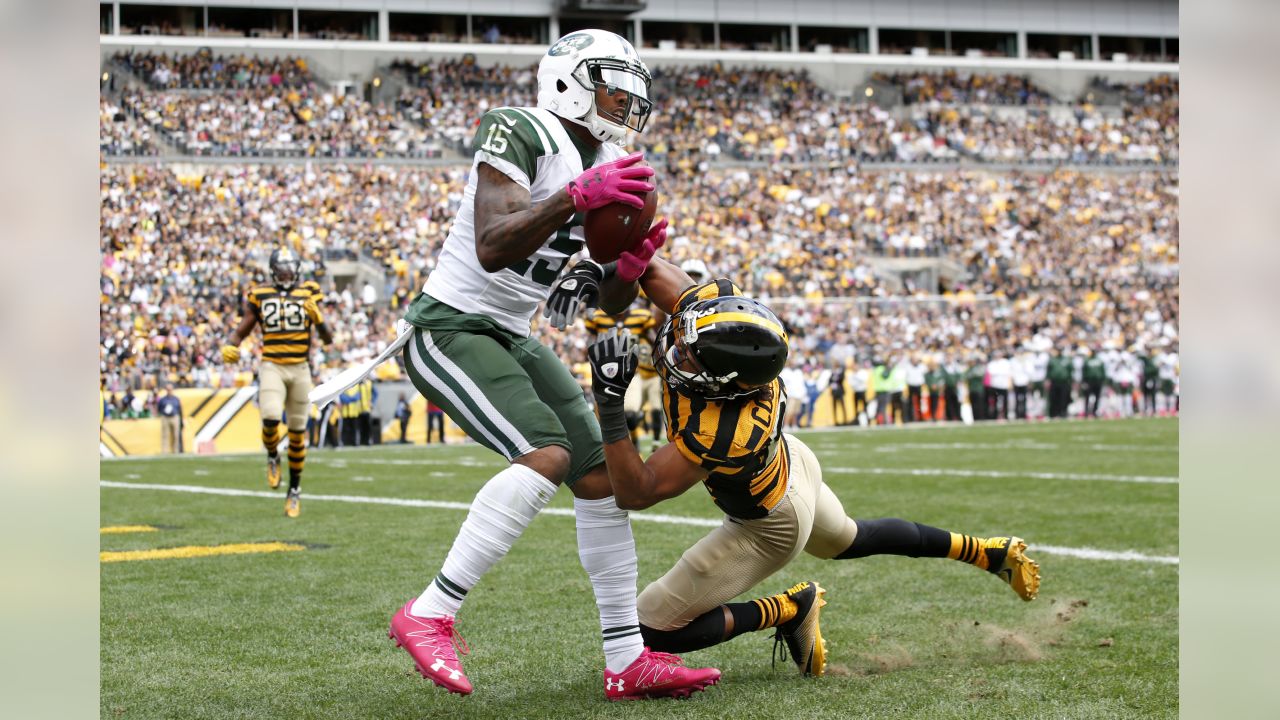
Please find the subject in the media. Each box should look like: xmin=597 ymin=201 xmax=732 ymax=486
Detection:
xmin=825 ymin=466 xmax=1177 ymax=484
xmin=99 ymin=480 xmax=1179 ymax=565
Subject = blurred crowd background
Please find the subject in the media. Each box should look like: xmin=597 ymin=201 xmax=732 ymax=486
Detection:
xmin=99 ymin=52 xmax=1178 ymax=422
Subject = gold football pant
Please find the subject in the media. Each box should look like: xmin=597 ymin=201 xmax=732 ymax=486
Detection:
xmin=637 ymin=435 xmax=858 ymax=630
xmin=258 ymin=361 xmax=312 ymax=432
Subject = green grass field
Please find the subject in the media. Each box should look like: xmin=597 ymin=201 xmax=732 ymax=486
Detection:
xmin=101 ymin=417 xmax=1178 ymax=719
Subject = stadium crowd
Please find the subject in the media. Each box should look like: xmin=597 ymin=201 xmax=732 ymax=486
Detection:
xmin=118 ymin=86 xmax=443 ymax=158
xmin=99 ymin=159 xmax=1177 ymax=404
xmin=100 ymin=97 xmax=160 ymax=156
xmin=113 ymin=50 xmax=314 ymax=89
xmin=870 ymin=71 xmax=1054 ymax=105
xmin=102 ymin=55 xmax=1178 ymax=166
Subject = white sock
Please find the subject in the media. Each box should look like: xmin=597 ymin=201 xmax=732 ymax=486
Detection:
xmin=411 ymin=464 xmax=558 ymax=618
xmin=575 ymin=496 xmax=644 ymax=673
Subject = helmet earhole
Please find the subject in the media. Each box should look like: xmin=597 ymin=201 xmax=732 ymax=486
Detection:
xmin=753 ymin=345 xmax=760 ymax=351
xmin=557 ymin=79 xmax=568 ymax=93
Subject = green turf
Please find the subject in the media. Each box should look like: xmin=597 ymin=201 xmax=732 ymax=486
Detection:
xmin=101 ymin=417 xmax=1178 ymax=719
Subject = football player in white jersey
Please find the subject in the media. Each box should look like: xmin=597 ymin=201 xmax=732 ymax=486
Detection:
xmin=387 ymin=30 xmax=719 ymax=700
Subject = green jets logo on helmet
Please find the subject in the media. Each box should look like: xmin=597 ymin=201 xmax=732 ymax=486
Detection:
xmin=548 ymin=33 xmax=595 ymax=56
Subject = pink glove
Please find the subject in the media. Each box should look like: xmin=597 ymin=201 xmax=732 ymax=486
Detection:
xmin=566 ymin=152 xmax=655 ymax=212
xmin=617 ymin=218 xmax=667 ymax=283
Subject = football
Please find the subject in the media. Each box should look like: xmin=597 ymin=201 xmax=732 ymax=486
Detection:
xmin=583 ymin=189 xmax=658 ymax=263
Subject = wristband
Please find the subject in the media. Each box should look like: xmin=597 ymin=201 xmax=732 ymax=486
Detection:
xmin=596 ymin=401 xmax=632 ymax=444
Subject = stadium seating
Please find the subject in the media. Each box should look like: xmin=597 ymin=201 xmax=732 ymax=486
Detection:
xmin=98 ymin=158 xmax=1177 ymax=392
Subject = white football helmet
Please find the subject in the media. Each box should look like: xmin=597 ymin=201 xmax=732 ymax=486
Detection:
xmin=680 ymin=258 xmax=710 ymax=282
xmin=537 ymin=29 xmax=653 ymax=146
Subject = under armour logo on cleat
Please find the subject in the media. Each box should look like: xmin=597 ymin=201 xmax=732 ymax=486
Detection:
xmin=431 ymin=659 xmax=461 ymax=680
xmin=606 ymin=678 xmax=625 ymax=691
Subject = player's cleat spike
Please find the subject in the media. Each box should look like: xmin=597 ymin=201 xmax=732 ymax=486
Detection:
xmin=284 ymin=488 xmax=301 ymax=518
xmin=772 ymin=581 xmax=828 ymax=677
xmin=388 ymin=601 xmax=473 ymax=695
xmin=266 ymin=454 xmax=282 ymax=489
xmin=981 ymin=536 xmax=1040 ymax=601
xmin=603 ymin=647 xmax=720 ymax=701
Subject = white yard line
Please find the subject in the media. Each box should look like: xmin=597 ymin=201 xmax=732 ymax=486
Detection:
xmin=811 ymin=442 xmax=1176 ymax=453
xmin=825 ymin=466 xmax=1177 ymax=484
xmin=100 ymin=480 xmax=1179 ymax=565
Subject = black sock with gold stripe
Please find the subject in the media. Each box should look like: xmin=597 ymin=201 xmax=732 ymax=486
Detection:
xmin=639 ymin=592 xmax=800 ymax=653
xmin=287 ymin=429 xmax=306 ymax=492
xmin=835 ymin=518 xmax=952 ymax=559
xmin=262 ymin=420 xmax=281 ymax=457
xmin=947 ymin=532 xmax=993 ymax=570
xmin=743 ymin=593 xmax=798 ymax=630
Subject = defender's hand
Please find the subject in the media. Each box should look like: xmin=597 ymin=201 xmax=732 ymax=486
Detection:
xmin=221 ymin=344 xmax=241 ymax=363
xmin=588 ymin=328 xmax=637 ymax=407
xmin=544 ymin=261 xmax=603 ymax=330
xmin=617 ymin=217 xmax=667 ymax=283
xmin=566 ymin=152 xmax=655 ymax=212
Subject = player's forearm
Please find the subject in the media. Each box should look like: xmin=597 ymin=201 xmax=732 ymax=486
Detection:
xmin=598 ymin=268 xmax=639 ymax=314
xmin=602 ymin=440 xmax=659 ymax=510
xmin=638 ymin=256 xmax=694 ymax=314
xmin=475 ymin=190 xmax=577 ymax=272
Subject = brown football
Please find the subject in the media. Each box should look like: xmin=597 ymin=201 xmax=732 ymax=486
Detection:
xmin=584 ymin=189 xmax=658 ymax=263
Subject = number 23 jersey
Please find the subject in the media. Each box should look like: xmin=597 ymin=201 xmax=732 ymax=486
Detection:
xmin=422 ymin=106 xmax=628 ymax=337
xmin=246 ymin=284 xmax=324 ymax=365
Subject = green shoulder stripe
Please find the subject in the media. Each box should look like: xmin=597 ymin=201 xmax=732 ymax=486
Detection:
xmin=474 ymin=108 xmax=544 ymax=182
xmin=508 ymin=108 xmax=560 ymax=155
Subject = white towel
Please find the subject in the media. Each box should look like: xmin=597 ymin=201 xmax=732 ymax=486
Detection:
xmin=309 ymin=319 xmax=414 ymax=409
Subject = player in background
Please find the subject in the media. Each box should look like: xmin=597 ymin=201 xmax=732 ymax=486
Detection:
xmin=222 ymin=248 xmax=332 ymax=517
xmin=1027 ymin=338 xmax=1051 ymax=420
xmin=576 ymin=256 xmax=1040 ymax=678
xmin=1138 ymin=344 xmax=1159 ymax=416
xmin=1112 ymin=346 xmax=1138 ymax=418
xmin=386 ymin=29 xmax=719 ymax=700
xmin=1156 ymin=341 xmax=1179 ymax=415
xmin=582 ymin=296 xmax=664 ymax=449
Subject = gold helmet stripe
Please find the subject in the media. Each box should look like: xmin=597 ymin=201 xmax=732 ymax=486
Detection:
xmin=694 ymin=311 xmax=788 ymax=343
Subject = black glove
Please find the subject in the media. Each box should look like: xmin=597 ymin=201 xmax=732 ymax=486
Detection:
xmin=543 ymin=260 xmax=604 ymax=330
xmin=588 ymin=329 xmax=638 ymax=443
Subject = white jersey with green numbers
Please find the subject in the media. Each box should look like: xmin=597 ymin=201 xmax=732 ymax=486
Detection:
xmin=423 ymin=106 xmax=627 ymax=337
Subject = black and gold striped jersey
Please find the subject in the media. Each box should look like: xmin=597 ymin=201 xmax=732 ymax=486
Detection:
xmin=584 ymin=306 xmax=659 ymax=378
xmin=300 ymin=279 xmax=323 ymax=301
xmin=246 ymin=285 xmax=324 ymax=365
xmin=664 ymin=376 xmax=788 ymax=520
xmin=663 ymin=278 xmax=788 ymax=520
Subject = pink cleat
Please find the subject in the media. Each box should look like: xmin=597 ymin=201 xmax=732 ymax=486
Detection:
xmin=604 ymin=647 xmax=720 ymax=701
xmin=388 ymin=601 xmax=473 ymax=695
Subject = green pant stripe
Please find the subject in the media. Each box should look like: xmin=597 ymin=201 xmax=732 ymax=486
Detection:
xmin=419 ymin=329 xmax=538 ymax=456
xmin=405 ymin=329 xmax=522 ymax=460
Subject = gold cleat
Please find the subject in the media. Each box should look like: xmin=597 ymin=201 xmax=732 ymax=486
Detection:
xmin=267 ymin=454 xmax=282 ymax=490
xmin=982 ymin=536 xmax=1041 ymax=601
xmin=773 ymin=581 xmax=828 ymax=677
xmin=284 ymin=488 xmax=301 ymax=518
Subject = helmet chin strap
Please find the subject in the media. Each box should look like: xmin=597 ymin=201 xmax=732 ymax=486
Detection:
xmin=569 ymin=99 xmax=628 ymax=145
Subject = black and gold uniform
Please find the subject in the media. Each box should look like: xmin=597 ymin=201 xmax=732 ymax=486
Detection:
xmin=223 ymin=247 xmax=330 ymax=518
xmin=245 ymin=284 xmax=324 ymax=364
xmin=583 ymin=305 xmax=658 ymax=377
xmin=662 ymin=281 xmax=789 ymax=519
xmin=665 ymin=377 xmax=787 ymax=520
xmin=631 ymin=277 xmax=1040 ymax=675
